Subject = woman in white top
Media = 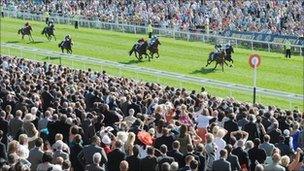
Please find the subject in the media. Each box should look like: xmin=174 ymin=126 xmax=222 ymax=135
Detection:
xmin=212 ymin=126 xmax=227 ymax=160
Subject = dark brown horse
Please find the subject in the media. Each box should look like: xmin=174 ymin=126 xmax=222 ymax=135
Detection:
xmin=206 ymin=50 xmax=228 ymax=72
xmin=18 ymin=26 xmax=34 ymax=42
xmin=129 ymin=41 xmax=149 ymax=61
xmin=148 ymin=37 xmax=161 ymax=60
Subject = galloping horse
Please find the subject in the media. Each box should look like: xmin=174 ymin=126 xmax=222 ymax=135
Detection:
xmin=58 ymin=39 xmax=73 ymax=54
xmin=206 ymin=49 xmax=228 ymax=72
xmin=224 ymin=45 xmax=234 ymax=66
xmin=148 ymin=37 xmax=161 ymax=59
xmin=42 ymin=25 xmax=56 ymax=41
xmin=18 ymin=25 xmax=34 ymax=41
xmin=129 ymin=41 xmax=149 ymax=61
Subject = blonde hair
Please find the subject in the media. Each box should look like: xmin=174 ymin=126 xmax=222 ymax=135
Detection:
xmin=8 ymin=140 xmax=19 ymax=154
xmin=124 ymin=132 xmax=135 ymax=155
xmin=206 ymin=133 xmax=214 ymax=143
xmin=55 ymin=134 xmax=63 ymax=141
xmin=18 ymin=134 xmax=28 ymax=145
xmin=280 ymin=155 xmax=290 ymax=166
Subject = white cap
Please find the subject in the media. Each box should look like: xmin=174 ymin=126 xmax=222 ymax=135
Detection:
xmin=102 ymin=135 xmax=111 ymax=145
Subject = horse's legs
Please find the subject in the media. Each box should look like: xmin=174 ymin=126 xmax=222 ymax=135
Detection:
xmin=213 ymin=62 xmax=218 ymax=70
xmin=22 ymin=35 xmax=24 ymax=39
xmin=156 ymin=52 xmax=159 ymax=58
xmin=61 ymin=47 xmax=64 ymax=53
xmin=53 ymin=35 xmax=56 ymax=41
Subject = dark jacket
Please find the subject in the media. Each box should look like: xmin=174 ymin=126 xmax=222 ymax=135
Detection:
xmin=227 ymin=154 xmax=241 ymax=171
xmin=212 ymin=158 xmax=231 ymax=171
xmin=140 ymin=155 xmax=157 ymax=171
xmin=168 ymin=149 xmax=185 ymax=167
xmin=243 ymin=122 xmax=260 ymax=141
xmin=78 ymin=144 xmax=108 ymax=167
xmin=70 ymin=143 xmax=84 ymax=171
xmin=0 ymin=118 xmax=9 ymax=145
xmin=126 ymin=155 xmax=141 ymax=171
xmin=106 ymin=149 xmax=126 ymax=171
xmin=224 ymin=120 xmax=239 ymax=142
xmin=248 ymin=147 xmax=266 ymax=171
xmin=157 ymin=154 xmax=174 ymax=171
xmin=232 ymin=147 xmax=249 ymax=169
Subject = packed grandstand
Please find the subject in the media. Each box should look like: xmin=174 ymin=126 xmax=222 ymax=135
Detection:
xmin=3 ymin=0 xmax=304 ymax=36
xmin=1 ymin=1 xmax=304 ymax=171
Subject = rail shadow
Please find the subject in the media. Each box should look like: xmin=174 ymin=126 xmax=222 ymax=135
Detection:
xmin=27 ymin=41 xmax=44 ymax=44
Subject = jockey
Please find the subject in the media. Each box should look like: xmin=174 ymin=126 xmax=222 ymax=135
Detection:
xmin=24 ymin=22 xmax=30 ymax=28
xmin=135 ymin=37 xmax=145 ymax=50
xmin=149 ymin=35 xmax=157 ymax=45
xmin=48 ymin=19 xmax=54 ymax=27
xmin=214 ymin=44 xmax=222 ymax=53
xmin=64 ymin=35 xmax=71 ymax=42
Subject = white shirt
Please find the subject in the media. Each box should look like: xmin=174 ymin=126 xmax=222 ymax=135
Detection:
xmin=196 ymin=115 xmax=213 ymax=128
xmin=214 ymin=137 xmax=226 ymax=160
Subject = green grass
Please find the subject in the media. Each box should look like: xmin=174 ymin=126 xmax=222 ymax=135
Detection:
xmin=1 ymin=17 xmax=303 ymax=110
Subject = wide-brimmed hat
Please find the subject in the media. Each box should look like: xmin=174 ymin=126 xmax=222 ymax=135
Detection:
xmin=137 ymin=131 xmax=153 ymax=146
xmin=23 ymin=113 xmax=36 ymax=122
xmin=102 ymin=135 xmax=111 ymax=145
xmin=117 ymin=131 xmax=129 ymax=143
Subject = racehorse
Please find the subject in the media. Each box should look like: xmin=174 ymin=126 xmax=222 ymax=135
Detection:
xmin=206 ymin=49 xmax=228 ymax=72
xmin=18 ymin=26 xmax=34 ymax=41
xmin=148 ymin=37 xmax=161 ymax=59
xmin=58 ymin=39 xmax=73 ymax=54
xmin=224 ymin=45 xmax=234 ymax=66
xmin=42 ymin=25 xmax=56 ymax=41
xmin=129 ymin=41 xmax=149 ymax=61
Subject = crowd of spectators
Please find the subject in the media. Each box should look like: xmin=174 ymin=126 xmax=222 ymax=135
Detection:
xmin=0 ymin=55 xmax=303 ymax=171
xmin=2 ymin=0 xmax=304 ymax=36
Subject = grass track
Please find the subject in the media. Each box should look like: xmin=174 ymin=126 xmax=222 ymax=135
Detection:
xmin=1 ymin=17 xmax=303 ymax=109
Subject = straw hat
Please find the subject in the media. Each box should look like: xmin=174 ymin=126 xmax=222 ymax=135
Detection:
xmin=137 ymin=131 xmax=153 ymax=146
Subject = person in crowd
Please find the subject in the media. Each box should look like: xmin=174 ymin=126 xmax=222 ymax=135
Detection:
xmin=265 ymin=153 xmax=285 ymax=171
xmin=85 ymin=152 xmax=105 ymax=171
xmin=211 ymin=149 xmax=231 ymax=171
xmin=248 ymin=138 xmax=267 ymax=171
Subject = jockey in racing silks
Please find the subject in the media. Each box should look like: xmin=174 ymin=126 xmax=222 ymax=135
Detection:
xmin=135 ymin=37 xmax=145 ymax=50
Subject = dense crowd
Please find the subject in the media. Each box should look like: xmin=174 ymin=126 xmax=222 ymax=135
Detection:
xmin=0 ymin=55 xmax=303 ymax=171
xmin=2 ymin=0 xmax=304 ymax=36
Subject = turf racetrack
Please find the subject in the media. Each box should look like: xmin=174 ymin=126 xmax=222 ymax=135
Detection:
xmin=1 ymin=17 xmax=303 ymax=109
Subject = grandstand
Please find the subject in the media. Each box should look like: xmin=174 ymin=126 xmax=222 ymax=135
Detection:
xmin=0 ymin=1 xmax=303 ymax=171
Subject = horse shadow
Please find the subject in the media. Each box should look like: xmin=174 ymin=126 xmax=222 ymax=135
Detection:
xmin=27 ymin=41 xmax=44 ymax=44
xmin=43 ymin=56 xmax=61 ymax=60
xmin=191 ymin=67 xmax=216 ymax=75
xmin=6 ymin=41 xmax=20 ymax=44
xmin=119 ymin=59 xmax=142 ymax=65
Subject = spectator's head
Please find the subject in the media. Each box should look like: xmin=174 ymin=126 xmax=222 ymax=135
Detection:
xmin=74 ymin=134 xmax=82 ymax=144
xmin=35 ymin=137 xmax=44 ymax=148
xmin=253 ymin=138 xmax=261 ymax=147
xmin=225 ymin=144 xmax=233 ymax=155
xmin=161 ymin=162 xmax=170 ymax=171
xmin=172 ymin=140 xmax=180 ymax=150
xmin=91 ymin=135 xmax=101 ymax=145
xmin=220 ymin=149 xmax=228 ymax=159
xmin=8 ymin=140 xmax=19 ymax=154
xmin=55 ymin=133 xmax=63 ymax=141
xmin=129 ymin=109 xmax=135 ymax=116
xmin=42 ymin=152 xmax=53 ymax=163
xmin=272 ymin=153 xmax=281 ymax=163
xmin=15 ymin=110 xmax=22 ymax=118
xmin=160 ymin=144 xmax=168 ymax=154
xmin=254 ymin=164 xmax=264 ymax=171
xmin=119 ymin=160 xmax=129 ymax=171
xmin=0 ymin=110 xmax=6 ymax=119
xmin=147 ymin=147 xmax=155 ymax=156
xmin=115 ymin=140 xmax=123 ymax=149
xmin=263 ymin=134 xmax=270 ymax=142
xmin=185 ymin=155 xmax=194 ymax=165
xmin=132 ymin=145 xmax=139 ymax=157
xmin=196 ymin=143 xmax=205 ymax=153
xmin=170 ymin=162 xmax=179 ymax=171
xmin=280 ymin=155 xmax=290 ymax=167
xmin=186 ymin=144 xmax=194 ymax=153
xmin=190 ymin=160 xmax=198 ymax=170
xmin=18 ymin=134 xmax=28 ymax=145
xmin=206 ymin=133 xmax=214 ymax=143
xmin=93 ymin=152 xmax=101 ymax=165
xmin=62 ymin=160 xmax=71 ymax=170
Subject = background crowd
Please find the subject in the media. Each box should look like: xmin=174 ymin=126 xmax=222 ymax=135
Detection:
xmin=0 ymin=55 xmax=303 ymax=171
xmin=2 ymin=0 xmax=304 ymax=36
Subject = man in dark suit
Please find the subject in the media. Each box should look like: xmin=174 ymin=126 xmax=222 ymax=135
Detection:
xmin=126 ymin=145 xmax=141 ymax=171
xmin=140 ymin=147 xmax=157 ymax=171
xmin=248 ymin=138 xmax=267 ymax=171
xmin=232 ymin=140 xmax=249 ymax=170
xmin=70 ymin=134 xmax=84 ymax=171
xmin=127 ymin=97 xmax=142 ymax=115
xmin=47 ymin=114 xmax=59 ymax=144
xmin=8 ymin=110 xmax=23 ymax=138
xmin=195 ymin=143 xmax=206 ymax=171
xmin=154 ymin=128 xmax=175 ymax=151
xmin=0 ymin=130 xmax=7 ymax=160
xmin=225 ymin=144 xmax=241 ymax=171
xmin=224 ymin=114 xmax=239 ymax=142
xmin=106 ymin=140 xmax=126 ymax=171
xmin=243 ymin=115 xmax=260 ymax=141
xmin=0 ymin=111 xmax=8 ymax=146
xmin=85 ymin=152 xmax=105 ymax=171
xmin=212 ymin=149 xmax=231 ymax=171
xmin=78 ymin=136 xmax=108 ymax=168
xmin=167 ymin=141 xmax=185 ymax=167
xmin=27 ymin=138 xmax=44 ymax=171
xmin=268 ymin=123 xmax=282 ymax=144
xmin=157 ymin=145 xmax=174 ymax=171
xmin=41 ymin=86 xmax=54 ymax=112
xmin=179 ymin=155 xmax=194 ymax=171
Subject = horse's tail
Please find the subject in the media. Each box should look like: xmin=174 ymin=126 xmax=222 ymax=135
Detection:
xmin=129 ymin=44 xmax=136 ymax=56
xmin=41 ymin=27 xmax=46 ymax=34
xmin=18 ymin=29 xmax=22 ymax=34
xmin=208 ymin=52 xmax=214 ymax=61
xmin=58 ymin=41 xmax=63 ymax=48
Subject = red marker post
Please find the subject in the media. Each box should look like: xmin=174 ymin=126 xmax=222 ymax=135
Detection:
xmin=249 ymin=54 xmax=261 ymax=104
